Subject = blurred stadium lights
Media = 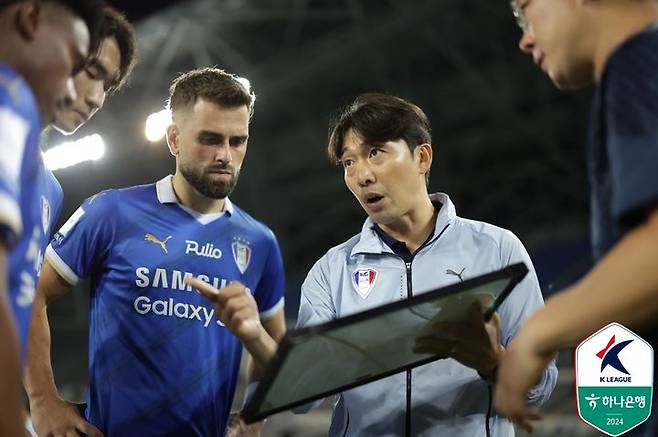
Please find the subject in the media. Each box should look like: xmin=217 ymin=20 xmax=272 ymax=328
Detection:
xmin=145 ymin=109 xmax=172 ymax=142
xmin=45 ymin=134 xmax=105 ymax=171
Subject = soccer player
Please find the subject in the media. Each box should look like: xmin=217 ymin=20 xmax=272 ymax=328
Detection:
xmin=52 ymin=5 xmax=138 ymax=136
xmin=25 ymin=67 xmax=286 ymax=437
xmin=193 ymin=93 xmax=557 ymax=436
xmin=0 ymin=1 xmax=101 ymax=435
xmin=21 ymin=6 xmax=138 ymax=435
xmin=494 ymin=0 xmax=658 ymax=433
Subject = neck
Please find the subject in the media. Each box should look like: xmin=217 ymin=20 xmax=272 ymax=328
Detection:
xmin=378 ymin=194 xmax=437 ymax=253
xmin=592 ymin=3 xmax=658 ymax=82
xmin=172 ymin=172 xmax=225 ymax=214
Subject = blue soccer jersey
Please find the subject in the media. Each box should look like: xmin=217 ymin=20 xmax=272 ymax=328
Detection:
xmin=0 ymin=64 xmax=63 ymax=360
xmin=46 ymin=175 xmax=285 ymax=436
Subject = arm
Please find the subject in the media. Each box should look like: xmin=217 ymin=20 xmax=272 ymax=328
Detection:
xmin=24 ymin=260 xmax=72 ymax=403
xmin=246 ymin=309 xmax=285 ymax=381
xmin=515 ymin=207 xmax=658 ymax=349
xmin=231 ymin=309 xmax=286 ymax=437
xmin=187 ymin=278 xmax=279 ymax=370
xmin=495 ymin=208 xmax=658 ymax=431
xmin=187 ymin=279 xmax=284 ymax=437
xmin=24 ymin=260 xmax=103 ymax=437
xmin=0 ymin=245 xmax=28 ymax=437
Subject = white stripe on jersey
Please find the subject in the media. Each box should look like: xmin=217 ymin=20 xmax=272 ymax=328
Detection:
xmin=56 ymin=206 xmax=84 ymax=238
xmin=0 ymin=191 xmax=22 ymax=237
xmin=45 ymin=245 xmax=79 ymax=285
xmin=0 ymin=107 xmax=29 ymax=192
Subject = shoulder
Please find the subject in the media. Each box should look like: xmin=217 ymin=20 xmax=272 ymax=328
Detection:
xmin=0 ymin=66 xmax=38 ymax=127
xmin=608 ymin=26 xmax=658 ymax=69
xmin=312 ymin=233 xmax=361 ymax=272
xmin=604 ymin=26 xmax=658 ymax=93
xmin=451 ymin=215 xmax=524 ymax=254
xmin=81 ymin=182 xmax=157 ymax=214
xmin=229 ymin=203 xmax=280 ymax=245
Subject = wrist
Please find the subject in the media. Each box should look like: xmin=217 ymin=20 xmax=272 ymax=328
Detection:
xmin=243 ymin=325 xmax=268 ymax=349
xmin=27 ymin=388 xmax=60 ymax=407
xmin=478 ymin=343 xmax=504 ymax=382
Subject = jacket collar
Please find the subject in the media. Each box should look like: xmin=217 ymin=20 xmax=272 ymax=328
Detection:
xmin=350 ymin=192 xmax=456 ymax=257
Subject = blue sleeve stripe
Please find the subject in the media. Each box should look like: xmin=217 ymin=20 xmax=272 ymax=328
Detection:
xmin=0 ymin=191 xmax=22 ymax=238
xmin=259 ymin=297 xmax=284 ymax=320
xmin=45 ymin=245 xmax=79 ymax=285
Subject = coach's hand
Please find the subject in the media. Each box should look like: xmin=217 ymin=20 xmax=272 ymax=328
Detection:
xmin=494 ymin=334 xmax=550 ymax=433
xmin=30 ymin=396 xmax=103 ymax=437
xmin=225 ymin=412 xmax=262 ymax=437
xmin=186 ymin=278 xmax=263 ymax=343
xmin=413 ymin=302 xmax=503 ymax=379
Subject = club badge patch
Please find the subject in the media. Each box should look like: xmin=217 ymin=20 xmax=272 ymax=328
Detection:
xmin=232 ymin=240 xmax=252 ymax=274
xmin=40 ymin=195 xmax=50 ymax=234
xmin=351 ymin=268 xmax=378 ymax=299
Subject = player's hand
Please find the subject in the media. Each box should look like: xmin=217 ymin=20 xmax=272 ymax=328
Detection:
xmin=225 ymin=412 xmax=261 ymax=437
xmin=413 ymin=302 xmax=503 ymax=378
xmin=186 ymin=278 xmax=264 ymax=343
xmin=494 ymin=335 xmax=552 ymax=433
xmin=30 ymin=396 xmax=103 ymax=437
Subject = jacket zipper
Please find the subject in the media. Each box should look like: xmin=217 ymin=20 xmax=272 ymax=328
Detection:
xmin=405 ymin=260 xmax=413 ymax=437
xmin=402 ymin=223 xmax=450 ymax=437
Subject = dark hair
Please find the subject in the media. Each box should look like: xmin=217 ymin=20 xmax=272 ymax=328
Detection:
xmin=0 ymin=0 xmax=104 ymax=51
xmin=168 ymin=67 xmax=255 ymax=118
xmin=95 ymin=6 xmax=137 ymax=94
xmin=328 ymin=93 xmax=432 ymax=165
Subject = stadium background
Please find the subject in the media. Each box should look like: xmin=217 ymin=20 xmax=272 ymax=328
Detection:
xmin=43 ymin=1 xmax=599 ymax=435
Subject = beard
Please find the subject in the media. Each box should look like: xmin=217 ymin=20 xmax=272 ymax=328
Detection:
xmin=179 ymin=162 xmax=240 ymax=199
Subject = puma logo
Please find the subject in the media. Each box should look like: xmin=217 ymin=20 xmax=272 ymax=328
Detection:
xmin=145 ymin=233 xmax=172 ymax=254
xmin=446 ymin=267 xmax=466 ymax=282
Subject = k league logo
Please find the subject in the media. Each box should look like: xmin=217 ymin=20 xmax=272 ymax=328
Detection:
xmin=576 ymin=322 xmax=653 ymax=436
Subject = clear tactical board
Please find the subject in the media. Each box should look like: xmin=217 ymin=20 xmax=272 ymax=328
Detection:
xmin=242 ymin=262 xmax=528 ymax=423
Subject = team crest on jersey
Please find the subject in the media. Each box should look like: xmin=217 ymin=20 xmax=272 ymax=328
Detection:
xmin=352 ymin=268 xmax=378 ymax=299
xmin=232 ymin=239 xmax=251 ymax=274
xmin=40 ymin=195 xmax=51 ymax=234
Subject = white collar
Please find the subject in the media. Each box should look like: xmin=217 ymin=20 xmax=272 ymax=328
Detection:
xmin=155 ymin=175 xmax=234 ymax=223
xmin=351 ymin=192 xmax=456 ymax=257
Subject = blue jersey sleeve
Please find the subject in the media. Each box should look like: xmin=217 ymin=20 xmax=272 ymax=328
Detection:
xmin=0 ymin=76 xmax=32 ymax=246
xmin=45 ymin=191 xmax=116 ymax=285
xmin=605 ymin=31 xmax=658 ymax=226
xmin=253 ymin=230 xmax=285 ymax=319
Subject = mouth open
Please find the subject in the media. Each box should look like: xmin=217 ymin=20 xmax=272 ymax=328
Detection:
xmin=366 ymin=194 xmax=384 ymax=205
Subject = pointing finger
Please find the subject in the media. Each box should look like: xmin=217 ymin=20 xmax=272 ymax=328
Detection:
xmin=186 ymin=277 xmax=220 ymax=302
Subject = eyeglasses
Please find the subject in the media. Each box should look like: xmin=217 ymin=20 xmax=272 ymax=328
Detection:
xmin=510 ymin=0 xmax=529 ymax=31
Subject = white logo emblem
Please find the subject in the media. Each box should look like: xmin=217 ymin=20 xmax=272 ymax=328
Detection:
xmin=232 ymin=240 xmax=251 ymax=274
xmin=40 ymin=195 xmax=51 ymax=234
xmin=351 ymin=268 xmax=378 ymax=299
xmin=185 ymin=240 xmax=222 ymax=259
